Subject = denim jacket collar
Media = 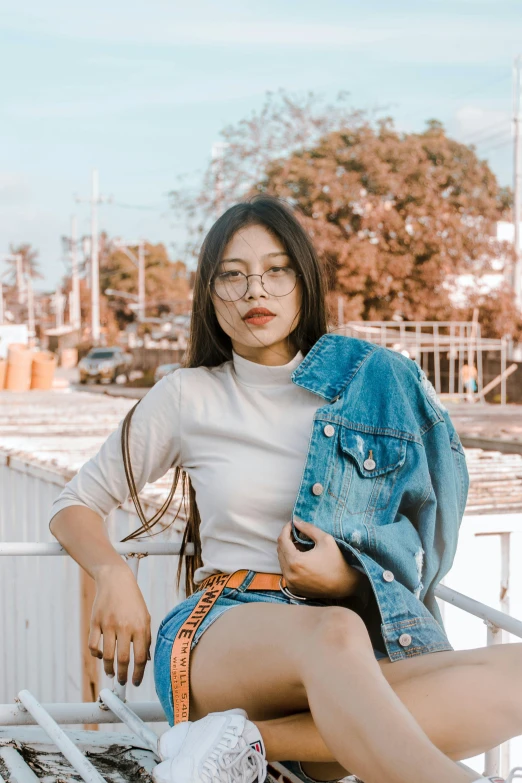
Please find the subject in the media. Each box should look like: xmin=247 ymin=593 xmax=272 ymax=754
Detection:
xmin=292 ymin=333 xmax=378 ymax=402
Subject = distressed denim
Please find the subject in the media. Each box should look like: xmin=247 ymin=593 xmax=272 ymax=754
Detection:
xmin=289 ymin=333 xmax=469 ymax=661
xmin=154 ymin=571 xmax=388 ymax=726
xmin=154 ymin=571 xmax=387 ymax=783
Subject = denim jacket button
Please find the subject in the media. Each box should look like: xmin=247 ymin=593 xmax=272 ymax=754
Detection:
xmin=363 ymin=458 xmax=376 ymax=471
xmin=399 ymin=633 xmax=412 ymax=647
xmin=323 ymin=424 xmax=335 ymax=437
xmin=382 ymin=570 xmax=395 ymax=582
xmin=312 ymin=482 xmax=324 ymax=496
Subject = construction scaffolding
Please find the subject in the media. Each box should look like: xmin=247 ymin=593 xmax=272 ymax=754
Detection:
xmin=338 ymin=320 xmax=511 ymax=405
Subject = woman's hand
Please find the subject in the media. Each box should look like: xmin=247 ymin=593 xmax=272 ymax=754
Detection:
xmin=277 ymin=518 xmax=368 ymax=601
xmin=88 ymin=563 xmax=152 ymax=687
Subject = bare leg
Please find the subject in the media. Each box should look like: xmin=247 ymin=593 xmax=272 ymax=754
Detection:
xmin=188 ymin=603 xmax=493 ymax=783
xmin=258 ymin=641 xmax=522 ymax=780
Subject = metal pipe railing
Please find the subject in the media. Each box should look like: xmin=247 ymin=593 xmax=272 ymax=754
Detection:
xmin=17 ymin=690 xmax=106 ymax=783
xmin=0 ymin=747 xmax=40 ymax=783
xmin=1 ymin=540 xmax=520 ymax=780
xmin=0 ymin=700 xmax=165 ymax=726
xmin=99 ymin=688 xmax=159 ymax=756
xmin=435 ymin=584 xmax=522 ymax=639
xmin=0 ymin=542 xmax=193 ymax=556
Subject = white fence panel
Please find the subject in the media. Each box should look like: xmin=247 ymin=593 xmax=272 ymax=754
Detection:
xmin=0 ymin=452 xmax=185 ymax=731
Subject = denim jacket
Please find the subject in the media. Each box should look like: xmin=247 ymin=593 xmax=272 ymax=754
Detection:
xmin=290 ymin=333 xmax=469 ymax=661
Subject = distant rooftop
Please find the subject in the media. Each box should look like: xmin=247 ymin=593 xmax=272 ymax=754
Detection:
xmin=1 ymin=389 xmax=522 ymax=518
xmin=0 ymin=389 xmax=183 ymax=519
xmin=465 ymin=448 xmax=522 ymax=515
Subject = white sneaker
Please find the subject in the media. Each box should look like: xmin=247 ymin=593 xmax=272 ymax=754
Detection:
xmin=153 ymin=708 xmax=267 ymax=783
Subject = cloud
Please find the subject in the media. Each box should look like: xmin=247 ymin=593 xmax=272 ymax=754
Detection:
xmin=3 ymin=11 xmax=393 ymax=47
xmin=3 ymin=7 xmax=519 ymax=67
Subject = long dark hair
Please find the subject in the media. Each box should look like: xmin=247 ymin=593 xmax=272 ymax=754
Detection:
xmin=121 ymin=194 xmax=329 ymax=596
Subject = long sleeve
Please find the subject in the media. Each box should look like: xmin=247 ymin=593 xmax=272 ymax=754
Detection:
xmin=410 ymin=366 xmax=469 ymax=622
xmin=49 ymin=370 xmax=182 ymax=523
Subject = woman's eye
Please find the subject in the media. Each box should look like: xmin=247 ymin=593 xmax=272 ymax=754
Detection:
xmin=219 ymin=270 xmax=242 ymax=279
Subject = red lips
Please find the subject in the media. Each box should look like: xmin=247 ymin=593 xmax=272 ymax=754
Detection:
xmin=243 ymin=307 xmax=276 ymax=319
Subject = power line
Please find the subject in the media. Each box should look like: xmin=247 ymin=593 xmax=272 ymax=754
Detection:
xmin=464 ymin=126 xmax=511 ymax=147
xmin=481 ymin=137 xmax=513 ymax=155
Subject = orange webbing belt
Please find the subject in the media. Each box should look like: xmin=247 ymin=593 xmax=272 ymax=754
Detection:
xmin=170 ymin=570 xmax=286 ymax=724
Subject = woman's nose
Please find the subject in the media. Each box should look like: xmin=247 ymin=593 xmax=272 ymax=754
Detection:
xmin=245 ymin=275 xmax=267 ymax=299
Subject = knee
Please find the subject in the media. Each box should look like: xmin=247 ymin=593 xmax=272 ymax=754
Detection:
xmin=310 ymin=606 xmax=372 ymax=656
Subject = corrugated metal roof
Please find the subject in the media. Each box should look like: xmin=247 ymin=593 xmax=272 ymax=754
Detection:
xmin=464 ymin=448 xmax=522 ymax=515
xmin=2 ymin=390 xmax=522 ymax=516
xmin=0 ymin=390 xmax=182 ymax=517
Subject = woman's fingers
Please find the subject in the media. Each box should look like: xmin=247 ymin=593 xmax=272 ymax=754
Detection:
xmin=95 ymin=626 xmax=150 ymax=686
xmin=131 ymin=632 xmax=151 ymax=687
xmin=102 ymin=629 xmax=116 ymax=678
xmin=88 ymin=623 xmax=102 ymax=659
xmin=116 ymin=633 xmax=132 ymax=685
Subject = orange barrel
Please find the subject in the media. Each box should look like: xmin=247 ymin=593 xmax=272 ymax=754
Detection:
xmin=0 ymin=359 xmax=6 ymax=390
xmin=5 ymin=344 xmax=33 ymax=392
xmin=31 ymin=351 xmax=57 ymax=390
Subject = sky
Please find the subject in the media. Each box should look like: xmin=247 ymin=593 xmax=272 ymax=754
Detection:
xmin=1 ymin=0 xmax=521 ymax=291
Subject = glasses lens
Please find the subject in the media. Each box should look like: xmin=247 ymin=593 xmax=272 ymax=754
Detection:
xmin=262 ymin=267 xmax=297 ymax=297
xmin=212 ymin=267 xmax=298 ymax=301
xmin=213 ymin=271 xmax=247 ymax=301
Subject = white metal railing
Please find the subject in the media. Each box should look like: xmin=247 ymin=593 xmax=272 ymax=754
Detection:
xmin=1 ymin=542 xmax=521 ymax=783
xmin=338 ymin=320 xmax=512 ymax=405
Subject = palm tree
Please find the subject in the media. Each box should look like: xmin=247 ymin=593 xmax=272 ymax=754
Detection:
xmin=6 ymin=244 xmax=42 ymax=303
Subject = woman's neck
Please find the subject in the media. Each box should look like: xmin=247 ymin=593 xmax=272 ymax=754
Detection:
xmin=230 ymin=339 xmax=298 ymax=367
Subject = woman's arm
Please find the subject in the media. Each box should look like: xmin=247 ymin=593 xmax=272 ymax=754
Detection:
xmin=49 ymin=371 xmax=183 ymax=685
xmin=49 ymin=371 xmax=182 ymax=524
xmin=50 ymin=506 xmax=151 ymax=686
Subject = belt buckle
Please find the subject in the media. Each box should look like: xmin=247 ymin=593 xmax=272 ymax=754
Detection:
xmin=278 ymin=576 xmax=308 ymax=602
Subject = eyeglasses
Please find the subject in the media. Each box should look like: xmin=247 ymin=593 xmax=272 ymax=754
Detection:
xmin=211 ymin=267 xmax=301 ymax=302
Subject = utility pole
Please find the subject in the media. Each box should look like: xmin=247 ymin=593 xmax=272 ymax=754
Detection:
xmin=76 ymin=169 xmax=111 ymax=344
xmin=26 ymin=273 xmax=35 ymax=339
xmin=513 ymin=56 xmax=522 ymax=309
xmin=70 ymin=215 xmax=81 ymax=330
xmin=51 ymin=290 xmax=66 ymax=329
xmin=138 ymin=241 xmax=145 ymax=322
xmin=90 ymin=169 xmax=100 ymax=342
xmin=0 ymin=252 xmax=33 ymax=335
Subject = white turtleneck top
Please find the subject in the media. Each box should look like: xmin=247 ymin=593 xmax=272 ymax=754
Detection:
xmin=50 ymin=351 xmax=324 ymax=583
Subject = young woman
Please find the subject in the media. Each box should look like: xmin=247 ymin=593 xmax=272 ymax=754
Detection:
xmin=49 ymin=196 xmax=521 ymax=783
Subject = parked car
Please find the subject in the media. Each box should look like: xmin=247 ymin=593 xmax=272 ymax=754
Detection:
xmin=154 ymin=362 xmax=181 ymax=384
xmin=78 ymin=347 xmax=133 ymax=384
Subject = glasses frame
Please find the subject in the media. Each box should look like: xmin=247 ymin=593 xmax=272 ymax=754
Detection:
xmin=210 ymin=268 xmax=302 ymax=303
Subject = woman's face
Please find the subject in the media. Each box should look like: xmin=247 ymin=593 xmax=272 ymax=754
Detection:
xmin=211 ymin=224 xmax=302 ymax=365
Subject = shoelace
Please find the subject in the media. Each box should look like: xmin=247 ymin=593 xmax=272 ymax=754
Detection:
xmin=200 ymin=724 xmax=267 ymax=783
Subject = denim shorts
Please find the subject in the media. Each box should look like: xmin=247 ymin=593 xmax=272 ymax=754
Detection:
xmin=154 ymin=571 xmax=387 ymax=783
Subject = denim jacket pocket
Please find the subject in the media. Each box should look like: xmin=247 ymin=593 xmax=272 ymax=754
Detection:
xmin=339 ymin=427 xmax=407 ymax=514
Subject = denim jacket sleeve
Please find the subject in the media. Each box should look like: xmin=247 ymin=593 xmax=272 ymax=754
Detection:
xmin=407 ymin=360 xmax=469 ymax=615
